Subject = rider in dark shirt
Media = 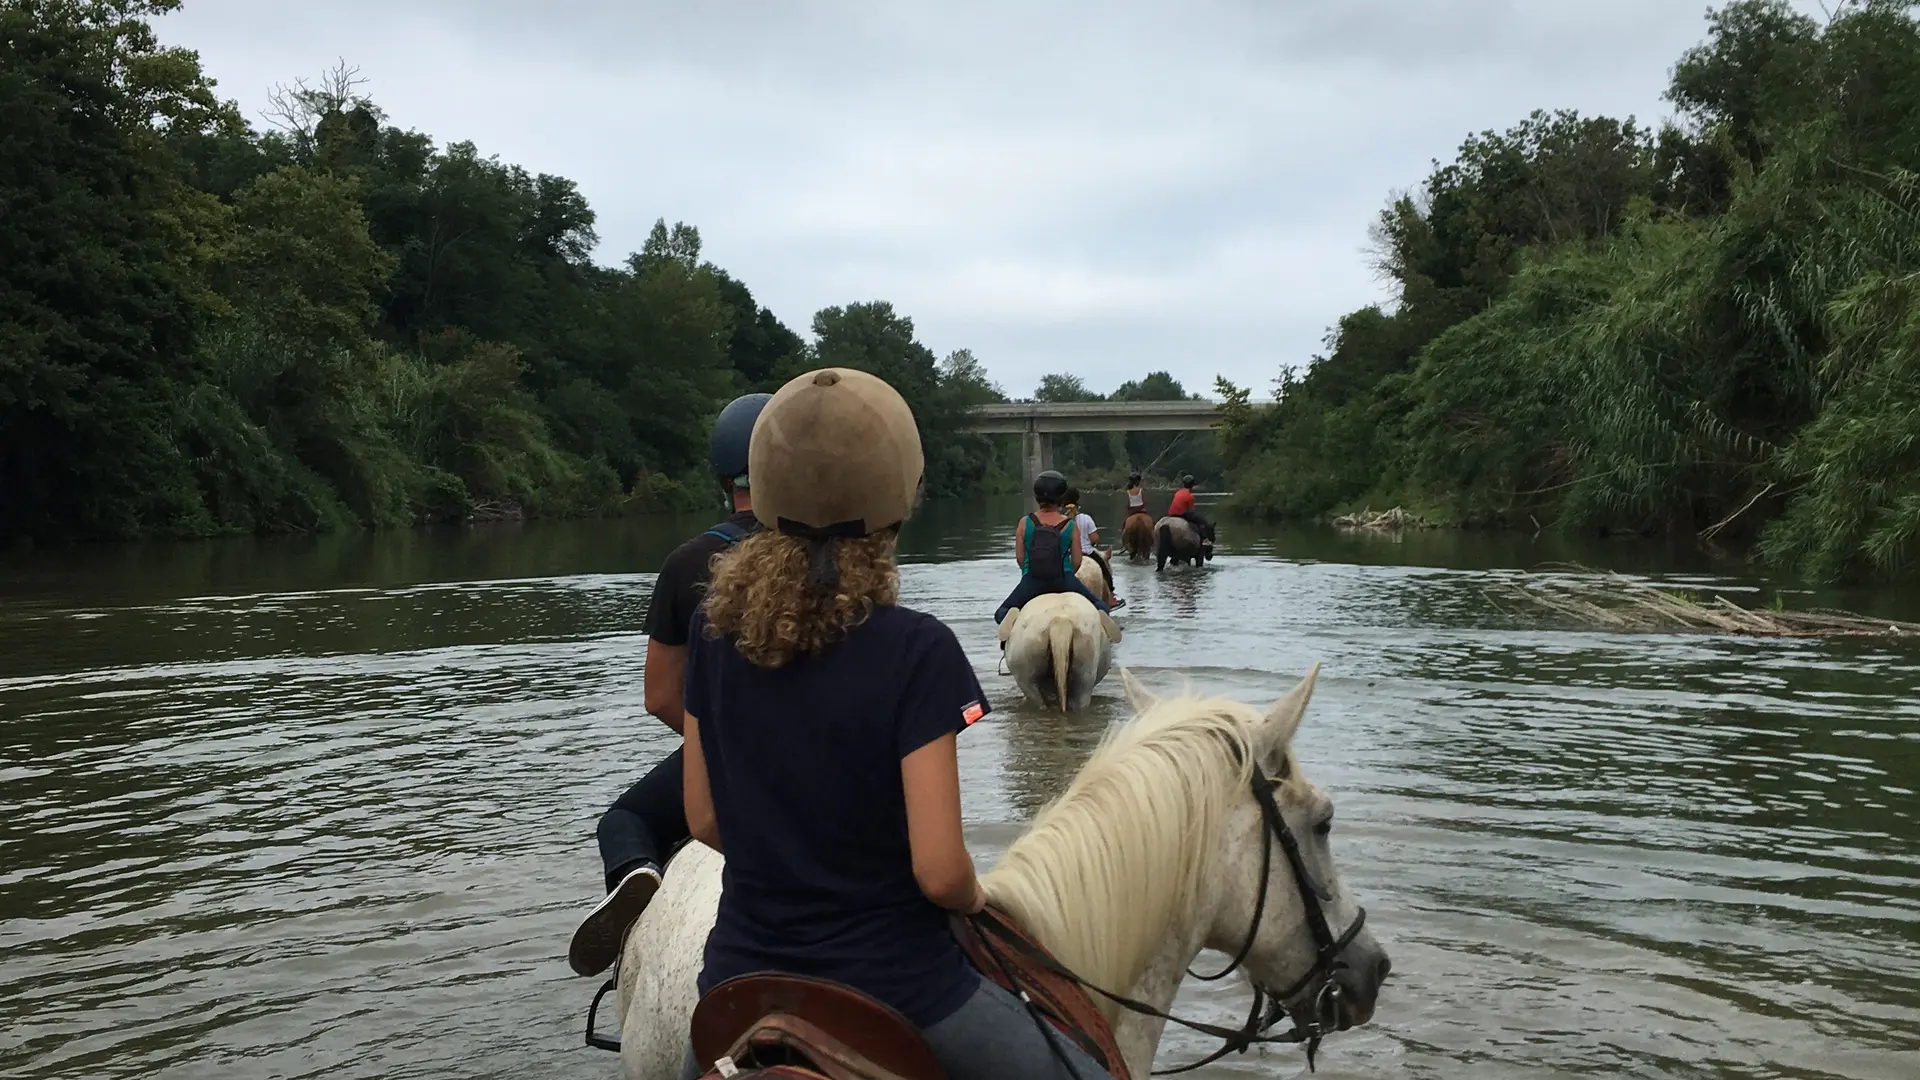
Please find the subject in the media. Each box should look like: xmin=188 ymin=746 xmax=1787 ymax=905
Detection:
xmin=677 ymin=367 xmax=1111 ymax=1080
xmin=566 ymin=393 xmax=770 ymax=978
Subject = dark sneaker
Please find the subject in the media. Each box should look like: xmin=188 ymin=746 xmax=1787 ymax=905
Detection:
xmin=568 ymin=863 xmax=662 ymax=976
xmin=1109 ymin=598 xmax=1127 ymax=610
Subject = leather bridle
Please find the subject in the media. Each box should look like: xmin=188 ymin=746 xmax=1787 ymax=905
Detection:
xmin=1166 ymin=768 xmax=1369 ymax=1072
xmin=968 ymin=767 xmax=1370 ymax=1076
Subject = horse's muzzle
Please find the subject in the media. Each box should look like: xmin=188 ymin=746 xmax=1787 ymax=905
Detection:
xmin=1328 ymin=950 xmax=1391 ymax=1029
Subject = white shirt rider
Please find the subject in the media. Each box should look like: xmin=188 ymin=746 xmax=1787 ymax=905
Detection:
xmin=1074 ymin=511 xmax=1099 ymax=555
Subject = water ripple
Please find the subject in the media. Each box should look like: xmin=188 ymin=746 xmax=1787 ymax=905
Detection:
xmin=3 ymin=508 xmax=1917 ymax=1079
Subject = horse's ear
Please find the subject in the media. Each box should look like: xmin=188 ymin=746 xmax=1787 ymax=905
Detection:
xmin=1263 ymin=663 xmax=1321 ymax=750
xmin=1120 ymin=668 xmax=1158 ymax=712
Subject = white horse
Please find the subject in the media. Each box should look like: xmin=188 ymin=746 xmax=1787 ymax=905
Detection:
xmin=997 ymin=593 xmax=1122 ymax=712
xmin=612 ymin=666 xmax=1390 ymax=1080
xmin=1075 ymin=549 xmax=1115 ymax=607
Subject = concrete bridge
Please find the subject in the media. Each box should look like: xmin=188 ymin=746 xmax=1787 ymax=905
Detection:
xmin=963 ymin=399 xmax=1267 ymax=495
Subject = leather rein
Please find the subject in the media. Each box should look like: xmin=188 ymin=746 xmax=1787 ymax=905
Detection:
xmin=966 ymin=768 xmax=1368 ymax=1075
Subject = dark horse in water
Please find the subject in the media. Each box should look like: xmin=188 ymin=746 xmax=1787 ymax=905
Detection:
xmin=1155 ymin=516 xmax=1211 ymax=571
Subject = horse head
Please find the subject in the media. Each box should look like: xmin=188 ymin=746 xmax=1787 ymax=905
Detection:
xmin=1121 ymin=666 xmax=1392 ymax=1038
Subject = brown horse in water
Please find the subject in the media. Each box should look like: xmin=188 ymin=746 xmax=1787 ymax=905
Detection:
xmin=1120 ymin=512 xmax=1155 ymax=563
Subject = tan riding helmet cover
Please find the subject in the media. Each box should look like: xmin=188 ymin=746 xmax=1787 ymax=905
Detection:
xmin=748 ymin=368 xmax=925 ymax=557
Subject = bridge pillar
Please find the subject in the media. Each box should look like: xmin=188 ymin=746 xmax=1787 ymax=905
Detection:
xmin=1021 ymin=428 xmax=1053 ymax=508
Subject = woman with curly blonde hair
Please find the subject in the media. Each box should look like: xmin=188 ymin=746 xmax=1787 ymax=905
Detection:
xmin=700 ymin=528 xmax=901 ymax=666
xmin=675 ymin=368 xmax=1111 ymax=1080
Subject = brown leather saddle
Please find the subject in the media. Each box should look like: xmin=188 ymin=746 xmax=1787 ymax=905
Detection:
xmin=689 ymin=972 xmax=943 ymax=1080
xmin=686 ymin=910 xmax=1129 ymax=1080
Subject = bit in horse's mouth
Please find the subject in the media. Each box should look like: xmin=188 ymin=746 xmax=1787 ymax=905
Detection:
xmin=1275 ymin=978 xmax=1366 ymax=1034
xmin=1327 ymin=980 xmax=1376 ymax=1030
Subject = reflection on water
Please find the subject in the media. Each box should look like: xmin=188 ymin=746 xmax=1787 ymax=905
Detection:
xmin=3 ymin=496 xmax=1918 ymax=1079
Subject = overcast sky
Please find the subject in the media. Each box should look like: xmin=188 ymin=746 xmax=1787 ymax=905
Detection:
xmin=154 ymin=1 xmax=1830 ymax=398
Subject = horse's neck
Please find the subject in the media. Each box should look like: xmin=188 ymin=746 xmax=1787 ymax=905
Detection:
xmin=1111 ymin=922 xmax=1205 ymax=1077
xmin=1007 ymin=854 xmax=1213 ymax=1077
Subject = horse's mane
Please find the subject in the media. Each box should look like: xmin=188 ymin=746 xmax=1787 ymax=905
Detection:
xmin=982 ymin=690 xmax=1282 ymax=1021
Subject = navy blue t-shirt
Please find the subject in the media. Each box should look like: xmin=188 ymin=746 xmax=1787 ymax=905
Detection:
xmin=684 ymin=604 xmax=990 ymax=1028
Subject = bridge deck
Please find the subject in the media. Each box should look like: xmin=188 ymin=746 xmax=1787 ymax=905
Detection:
xmin=965 ymin=400 xmax=1240 ymax=433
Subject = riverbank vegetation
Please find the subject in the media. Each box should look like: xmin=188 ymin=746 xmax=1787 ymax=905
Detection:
xmin=1215 ymin=1 xmax=1920 ymax=583
xmin=0 ymin=0 xmax=1008 ymax=541
xmin=0 ymin=1 xmax=1184 ymax=545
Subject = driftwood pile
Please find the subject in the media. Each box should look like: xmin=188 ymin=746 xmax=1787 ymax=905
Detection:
xmin=1490 ymin=566 xmax=1920 ymax=639
xmin=467 ymin=500 xmax=525 ymax=523
xmin=1333 ymin=506 xmax=1436 ymax=531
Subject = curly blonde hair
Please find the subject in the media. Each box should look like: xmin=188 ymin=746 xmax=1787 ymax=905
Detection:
xmin=700 ymin=529 xmax=901 ymax=668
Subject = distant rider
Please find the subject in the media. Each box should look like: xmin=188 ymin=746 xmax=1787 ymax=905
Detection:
xmin=1063 ymin=485 xmax=1122 ymax=609
xmin=1124 ymin=471 xmax=1150 ymax=525
xmin=1168 ymin=473 xmax=1215 ymax=553
xmin=566 ymin=392 xmax=771 ymax=978
xmin=993 ymin=470 xmax=1110 ymax=632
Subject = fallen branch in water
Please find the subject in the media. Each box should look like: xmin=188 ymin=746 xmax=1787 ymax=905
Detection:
xmin=1489 ymin=565 xmax=1920 ymax=638
xmin=1332 ymin=505 xmax=1437 ymax=531
xmin=1698 ymin=482 xmax=1776 ymax=542
xmin=466 ymin=500 xmax=525 ymax=523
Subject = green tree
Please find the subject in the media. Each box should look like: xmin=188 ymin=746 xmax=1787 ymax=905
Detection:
xmin=714 ymin=270 xmax=804 ymax=389
xmin=1110 ymin=371 xmax=1220 ymax=482
xmin=1218 ymin=0 xmax=1920 ymax=580
xmin=799 ymin=302 xmax=996 ymax=496
xmin=0 ymin=1 xmax=1112 ymax=542
xmin=0 ymin=0 xmax=230 ymax=540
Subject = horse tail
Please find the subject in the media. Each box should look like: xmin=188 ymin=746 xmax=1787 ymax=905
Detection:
xmin=1048 ymin=615 xmax=1074 ymax=712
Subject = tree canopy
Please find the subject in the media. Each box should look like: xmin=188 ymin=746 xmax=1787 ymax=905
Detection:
xmin=1217 ymin=0 xmax=1920 ymax=582
xmin=4 ymin=2 xmax=1206 ymax=541
xmin=0 ymin=0 xmax=1365 ymax=545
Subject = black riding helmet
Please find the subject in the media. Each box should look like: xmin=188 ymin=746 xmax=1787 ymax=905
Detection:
xmin=1180 ymin=473 xmax=1196 ymax=488
xmin=1128 ymin=471 xmax=1142 ymax=486
xmin=1032 ymin=470 xmax=1069 ymax=505
xmin=710 ymin=393 xmax=774 ymax=484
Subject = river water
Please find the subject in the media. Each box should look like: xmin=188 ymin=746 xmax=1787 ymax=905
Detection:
xmin=3 ymin=495 xmax=1917 ymax=1080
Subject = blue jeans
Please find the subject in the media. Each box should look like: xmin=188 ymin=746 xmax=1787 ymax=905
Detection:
xmin=994 ymin=573 xmax=1108 ymax=626
xmin=677 ymin=976 xmax=1116 ymax=1080
xmin=596 ymin=747 xmax=686 ymax=892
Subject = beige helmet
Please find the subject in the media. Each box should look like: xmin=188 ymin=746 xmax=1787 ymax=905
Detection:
xmin=748 ymin=368 xmax=924 ymax=582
